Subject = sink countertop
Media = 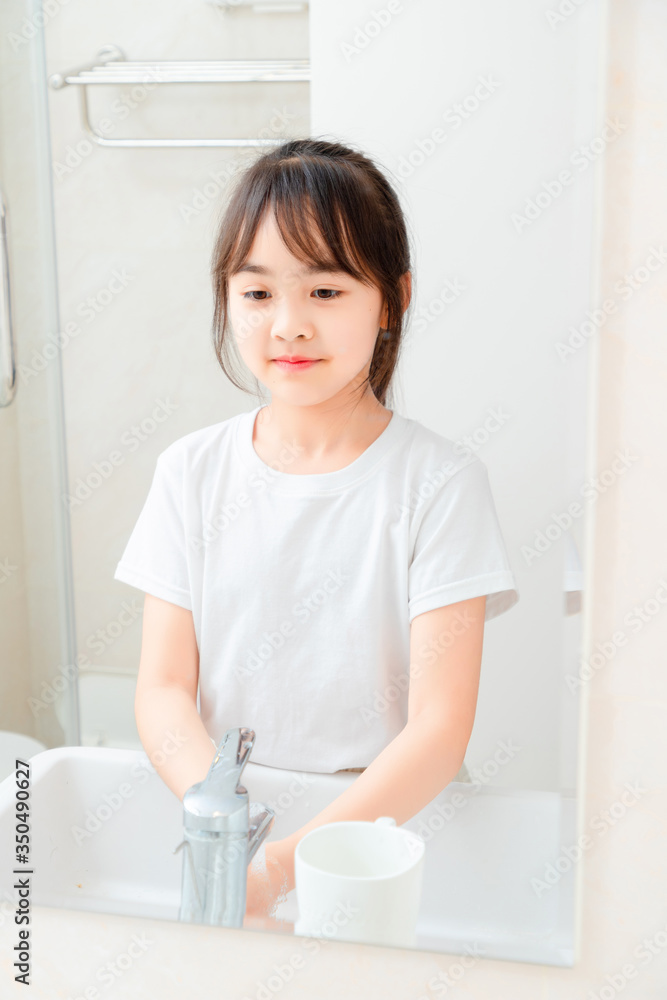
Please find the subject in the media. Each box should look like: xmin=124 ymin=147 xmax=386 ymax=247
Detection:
xmin=0 ymin=900 xmax=408 ymax=999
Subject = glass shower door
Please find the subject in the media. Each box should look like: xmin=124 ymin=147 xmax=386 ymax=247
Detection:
xmin=0 ymin=0 xmax=79 ymax=759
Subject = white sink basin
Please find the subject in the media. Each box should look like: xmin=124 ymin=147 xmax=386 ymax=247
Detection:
xmin=0 ymin=747 xmax=575 ymax=965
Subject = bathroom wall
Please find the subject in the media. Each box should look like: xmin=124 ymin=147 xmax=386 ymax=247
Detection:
xmin=0 ymin=398 xmax=31 ymax=735
xmin=0 ymin=0 xmax=77 ymax=748
xmin=0 ymin=12 xmax=38 ymax=740
xmin=42 ymin=0 xmax=310 ymax=747
xmin=308 ymin=0 xmax=597 ymax=794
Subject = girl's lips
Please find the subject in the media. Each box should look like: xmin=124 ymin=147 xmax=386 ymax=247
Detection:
xmin=272 ymin=359 xmax=321 ymax=371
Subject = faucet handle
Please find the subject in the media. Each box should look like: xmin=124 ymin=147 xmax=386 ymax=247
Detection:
xmin=213 ymin=727 xmax=255 ymax=774
xmin=183 ymin=727 xmax=257 ymax=833
xmin=247 ymin=801 xmax=276 ymax=865
xmin=204 ymin=726 xmax=256 ymax=796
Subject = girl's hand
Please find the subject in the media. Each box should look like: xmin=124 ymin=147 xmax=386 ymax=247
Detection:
xmin=243 ymin=839 xmax=295 ymax=930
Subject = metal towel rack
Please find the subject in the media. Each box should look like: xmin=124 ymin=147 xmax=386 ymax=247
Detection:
xmin=48 ymin=44 xmax=309 ymax=148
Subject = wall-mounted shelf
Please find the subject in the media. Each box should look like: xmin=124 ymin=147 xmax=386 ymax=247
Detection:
xmin=48 ymin=44 xmax=309 ymax=148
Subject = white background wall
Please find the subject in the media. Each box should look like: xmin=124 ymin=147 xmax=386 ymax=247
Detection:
xmin=309 ymin=0 xmax=603 ymax=793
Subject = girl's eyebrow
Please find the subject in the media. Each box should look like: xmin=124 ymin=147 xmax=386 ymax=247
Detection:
xmin=234 ymin=262 xmax=345 ymax=277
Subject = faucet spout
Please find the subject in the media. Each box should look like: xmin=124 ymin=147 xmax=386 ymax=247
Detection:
xmin=177 ymin=727 xmax=275 ymax=927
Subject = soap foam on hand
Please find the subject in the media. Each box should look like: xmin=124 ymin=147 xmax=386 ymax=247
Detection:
xmin=246 ymin=841 xmax=290 ymax=919
xmin=249 ymin=840 xmax=267 ymax=878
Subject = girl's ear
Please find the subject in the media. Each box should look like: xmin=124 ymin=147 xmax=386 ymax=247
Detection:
xmin=379 ymin=272 xmax=411 ymax=331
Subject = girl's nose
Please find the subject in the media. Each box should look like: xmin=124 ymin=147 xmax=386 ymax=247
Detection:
xmin=270 ymin=299 xmax=314 ymax=341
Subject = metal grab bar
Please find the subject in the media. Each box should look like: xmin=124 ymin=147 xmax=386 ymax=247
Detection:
xmin=0 ymin=185 xmax=16 ymax=408
xmin=48 ymin=45 xmax=309 ymax=148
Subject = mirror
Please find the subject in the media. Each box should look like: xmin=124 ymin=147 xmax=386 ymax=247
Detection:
xmin=0 ymin=0 xmax=605 ymax=970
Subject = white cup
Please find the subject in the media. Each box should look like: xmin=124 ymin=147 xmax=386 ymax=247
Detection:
xmin=294 ymin=816 xmax=425 ymax=948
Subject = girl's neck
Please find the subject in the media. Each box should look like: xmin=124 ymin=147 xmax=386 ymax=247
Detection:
xmin=252 ymin=394 xmax=392 ymax=476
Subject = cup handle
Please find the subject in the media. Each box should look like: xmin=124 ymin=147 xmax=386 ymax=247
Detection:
xmin=374 ymin=816 xmax=397 ymax=827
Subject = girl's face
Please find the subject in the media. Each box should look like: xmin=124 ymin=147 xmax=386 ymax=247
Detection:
xmin=227 ymin=211 xmax=389 ymax=407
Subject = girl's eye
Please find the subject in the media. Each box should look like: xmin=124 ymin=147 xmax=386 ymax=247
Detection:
xmin=241 ymin=289 xmax=342 ymax=302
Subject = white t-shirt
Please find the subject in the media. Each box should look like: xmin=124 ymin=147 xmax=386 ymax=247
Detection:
xmin=114 ymin=404 xmax=519 ymax=773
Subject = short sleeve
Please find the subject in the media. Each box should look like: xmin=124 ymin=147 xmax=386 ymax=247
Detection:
xmin=113 ymin=448 xmax=192 ymax=610
xmin=408 ymin=456 xmax=519 ymax=623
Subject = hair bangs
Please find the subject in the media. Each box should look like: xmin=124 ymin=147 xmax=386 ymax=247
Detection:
xmin=229 ymin=162 xmax=378 ymax=289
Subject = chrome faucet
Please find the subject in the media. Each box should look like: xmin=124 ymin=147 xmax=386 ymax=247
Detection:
xmin=176 ymin=727 xmax=275 ymax=927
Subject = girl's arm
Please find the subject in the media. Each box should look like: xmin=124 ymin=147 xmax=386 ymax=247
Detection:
xmin=134 ymin=593 xmax=215 ymax=801
xmin=267 ymin=594 xmax=487 ymax=893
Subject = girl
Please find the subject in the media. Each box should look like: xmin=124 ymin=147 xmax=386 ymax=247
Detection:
xmin=114 ymin=138 xmax=519 ymax=925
